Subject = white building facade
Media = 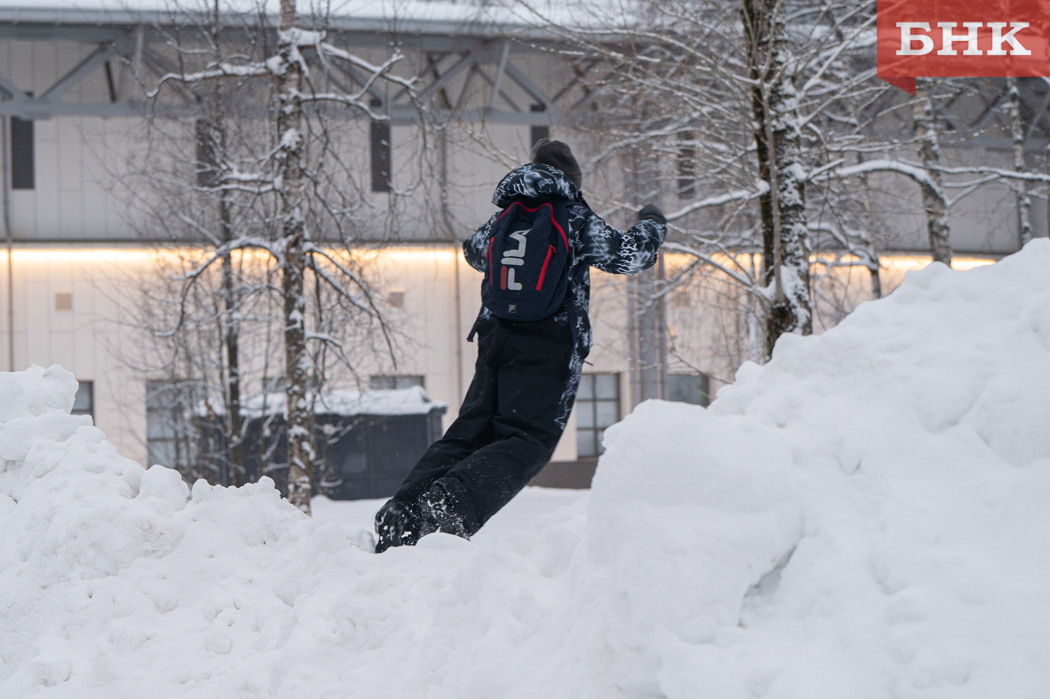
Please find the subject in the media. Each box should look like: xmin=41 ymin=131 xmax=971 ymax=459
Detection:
xmin=0 ymin=4 xmax=1038 ymax=488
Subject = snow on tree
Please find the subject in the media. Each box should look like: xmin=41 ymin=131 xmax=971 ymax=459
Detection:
xmin=510 ymin=0 xmax=1050 ymax=370
xmin=131 ymin=0 xmax=423 ymax=514
xmin=1007 ymin=76 xmax=1034 ymax=247
xmin=511 ymin=0 xmax=888 ymax=361
xmin=742 ymin=0 xmax=812 ymax=355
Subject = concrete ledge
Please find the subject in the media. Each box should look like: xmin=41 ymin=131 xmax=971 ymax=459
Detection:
xmin=529 ymin=459 xmax=598 ymax=489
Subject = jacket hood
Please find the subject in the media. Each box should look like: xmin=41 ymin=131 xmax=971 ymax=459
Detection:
xmin=491 ymin=163 xmax=582 ymax=208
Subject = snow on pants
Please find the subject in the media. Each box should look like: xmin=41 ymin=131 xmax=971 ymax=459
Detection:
xmin=391 ymin=314 xmax=576 ymax=535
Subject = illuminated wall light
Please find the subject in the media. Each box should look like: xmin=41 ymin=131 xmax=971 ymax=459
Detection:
xmin=0 ymin=246 xmax=996 ymax=277
xmin=662 ymin=251 xmax=997 ymax=275
xmin=0 ymin=246 xmax=461 ymax=270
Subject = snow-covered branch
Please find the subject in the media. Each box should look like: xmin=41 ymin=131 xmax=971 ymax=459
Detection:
xmin=662 ymin=242 xmax=767 ymax=298
xmin=147 ymin=62 xmax=272 ymax=98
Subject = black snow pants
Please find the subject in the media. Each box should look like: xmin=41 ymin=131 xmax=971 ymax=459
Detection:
xmin=391 ymin=313 xmax=576 ymax=535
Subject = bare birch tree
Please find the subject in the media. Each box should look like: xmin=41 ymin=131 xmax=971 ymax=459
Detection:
xmin=513 ymin=0 xmax=884 ymax=359
xmin=742 ymin=0 xmax=812 ymax=354
xmin=1007 ymin=76 xmax=1034 ymax=247
xmin=128 ymin=0 xmax=423 ymax=513
xmin=513 ymin=0 xmax=1050 ymax=371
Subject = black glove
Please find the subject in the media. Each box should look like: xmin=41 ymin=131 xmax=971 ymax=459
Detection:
xmin=638 ymin=204 xmax=667 ymax=225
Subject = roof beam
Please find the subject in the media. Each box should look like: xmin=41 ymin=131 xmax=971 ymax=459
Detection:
xmin=476 ymin=61 xmax=521 ymax=113
xmin=385 ymin=105 xmax=549 ymax=126
xmin=41 ymin=42 xmax=119 ymax=102
xmin=455 ymin=64 xmax=477 ymax=111
xmin=0 ymin=73 xmax=26 ymax=101
xmin=0 ymin=99 xmax=148 ymax=118
xmin=411 ymin=51 xmax=473 ymax=106
xmin=503 ymin=61 xmax=559 ymax=120
xmin=487 ymin=42 xmax=510 ymax=111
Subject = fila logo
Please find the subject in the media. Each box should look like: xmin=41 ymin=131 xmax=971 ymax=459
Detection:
xmin=500 ymin=229 xmax=528 ymax=291
xmin=896 ymin=22 xmax=1032 ymax=56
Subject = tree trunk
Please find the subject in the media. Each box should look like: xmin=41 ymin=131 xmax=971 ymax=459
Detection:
xmin=852 ymin=164 xmax=882 ymax=299
xmin=277 ymin=0 xmax=313 ymax=514
xmin=742 ymin=0 xmax=811 ymax=360
xmin=846 ymin=97 xmax=882 ymax=299
xmin=219 ymin=197 xmax=244 ymax=487
xmin=1007 ymin=77 xmax=1033 ymax=247
xmin=913 ymin=78 xmax=952 ymax=266
xmin=209 ymin=0 xmax=244 ymax=490
xmin=197 ymin=102 xmax=244 ymax=488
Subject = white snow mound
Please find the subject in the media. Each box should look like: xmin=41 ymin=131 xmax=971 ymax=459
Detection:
xmin=3 ymin=242 xmax=1050 ymax=698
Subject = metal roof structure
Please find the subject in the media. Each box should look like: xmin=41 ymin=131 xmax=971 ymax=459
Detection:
xmin=0 ymin=3 xmax=565 ymax=124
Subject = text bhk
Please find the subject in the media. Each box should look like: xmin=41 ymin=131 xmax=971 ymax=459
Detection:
xmin=896 ymin=23 xmax=1031 ymax=56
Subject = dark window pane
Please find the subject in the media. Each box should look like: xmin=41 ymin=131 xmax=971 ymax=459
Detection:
xmin=595 ymin=400 xmax=618 ymax=429
xmin=577 ymin=428 xmax=596 ymax=458
xmin=11 ymin=116 xmax=34 ymax=190
xmin=576 ymin=373 xmax=618 ymax=458
xmin=577 ymin=374 xmax=594 ymax=400
xmin=72 ymin=381 xmax=93 ymax=416
xmin=594 ymin=374 xmax=618 ymax=400
xmin=577 ymin=402 xmax=595 ymax=429
xmin=371 ymin=120 xmax=391 ymax=193
xmin=147 ymin=419 xmax=176 ymax=440
xmin=369 ymin=375 xmax=423 ymax=390
xmin=145 ymin=380 xmax=199 ymax=470
xmin=369 ymin=376 xmax=393 ymax=390
xmin=667 ymin=373 xmax=710 ymax=407
xmin=147 ymin=441 xmax=178 ymax=469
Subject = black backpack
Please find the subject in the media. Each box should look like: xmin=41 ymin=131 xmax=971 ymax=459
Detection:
xmin=480 ymin=199 xmax=572 ymax=322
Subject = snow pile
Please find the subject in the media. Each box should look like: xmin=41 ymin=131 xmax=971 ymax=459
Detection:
xmin=3 ymin=242 xmax=1050 ymax=698
xmin=579 ymin=241 xmax=1050 ymax=697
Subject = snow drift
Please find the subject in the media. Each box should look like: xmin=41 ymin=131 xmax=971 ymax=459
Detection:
xmin=3 ymin=242 xmax=1050 ymax=698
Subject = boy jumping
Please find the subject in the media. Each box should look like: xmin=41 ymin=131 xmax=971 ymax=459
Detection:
xmin=374 ymin=139 xmax=667 ymax=552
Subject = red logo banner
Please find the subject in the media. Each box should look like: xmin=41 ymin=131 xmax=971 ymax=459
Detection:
xmin=877 ymin=0 xmax=1050 ymax=93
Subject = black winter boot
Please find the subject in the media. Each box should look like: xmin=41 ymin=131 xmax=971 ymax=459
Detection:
xmin=373 ymin=497 xmax=435 ymax=553
xmin=422 ymin=479 xmax=471 ymax=540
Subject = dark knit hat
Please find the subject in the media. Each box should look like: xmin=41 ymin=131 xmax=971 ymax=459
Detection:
xmin=531 ymin=139 xmax=582 ymax=190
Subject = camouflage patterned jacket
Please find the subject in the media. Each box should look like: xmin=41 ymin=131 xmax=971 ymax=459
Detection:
xmin=463 ymin=163 xmax=667 ymax=425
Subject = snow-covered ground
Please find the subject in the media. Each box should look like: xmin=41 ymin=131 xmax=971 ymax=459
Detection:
xmin=3 ymin=242 xmax=1050 ymax=698
xmin=311 ymin=488 xmax=586 ymax=545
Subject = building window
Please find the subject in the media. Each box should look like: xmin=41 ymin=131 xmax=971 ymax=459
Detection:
xmin=369 ymin=375 xmax=424 ymax=390
xmin=576 ymin=373 xmax=619 ymax=458
xmin=370 ymin=118 xmax=391 ymax=193
xmin=11 ymin=116 xmax=34 ymax=190
xmin=530 ymin=103 xmax=549 ymax=147
xmin=146 ymin=380 xmax=200 ymax=469
xmin=72 ymin=381 xmax=93 ymax=418
xmin=55 ymin=293 xmax=73 ymax=312
xmin=530 ymin=125 xmax=549 ymax=147
xmin=195 ymin=118 xmax=219 ymax=188
xmin=387 ymin=288 xmax=406 ymax=308
xmin=667 ymin=373 xmax=710 ymax=407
